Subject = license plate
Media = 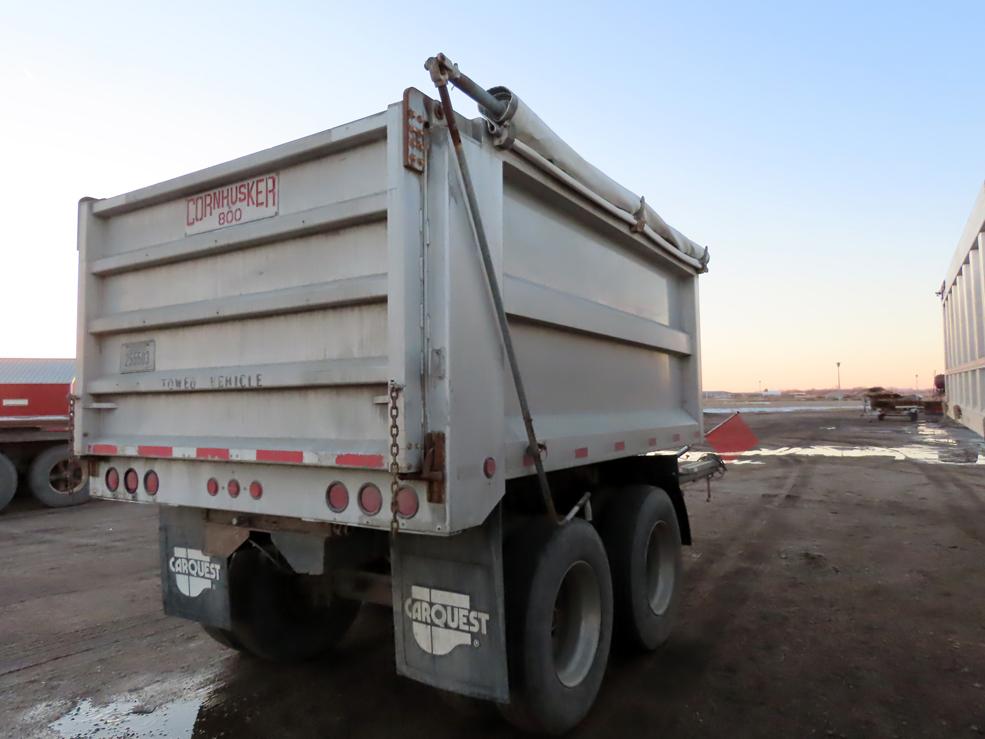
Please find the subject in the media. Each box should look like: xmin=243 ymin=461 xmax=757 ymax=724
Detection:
xmin=120 ymin=340 xmax=155 ymax=374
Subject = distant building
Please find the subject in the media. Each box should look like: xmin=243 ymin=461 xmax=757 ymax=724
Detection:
xmin=941 ymin=182 xmax=985 ymax=437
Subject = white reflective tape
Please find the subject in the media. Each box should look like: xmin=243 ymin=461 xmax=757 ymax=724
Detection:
xmin=2 ymin=399 xmax=29 ymax=407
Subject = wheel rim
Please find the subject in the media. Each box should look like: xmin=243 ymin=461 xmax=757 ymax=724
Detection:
xmin=48 ymin=458 xmax=86 ymax=495
xmin=551 ymin=560 xmax=601 ymax=688
xmin=645 ymin=520 xmax=676 ymax=616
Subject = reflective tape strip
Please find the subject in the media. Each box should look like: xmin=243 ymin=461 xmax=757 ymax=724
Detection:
xmin=137 ymin=445 xmax=173 ymax=457
xmin=335 ymin=453 xmax=385 ymax=469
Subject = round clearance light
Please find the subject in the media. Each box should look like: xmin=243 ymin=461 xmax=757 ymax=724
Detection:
xmin=144 ymin=470 xmax=159 ymax=495
xmin=123 ymin=468 xmax=139 ymax=494
xmin=326 ymin=482 xmax=349 ymax=512
xmin=228 ymin=479 xmax=240 ymax=498
xmin=483 ymin=457 xmax=496 ymax=479
xmin=105 ymin=467 xmax=120 ymax=493
xmin=395 ymin=486 xmax=419 ymax=519
xmin=358 ymin=483 xmax=382 ymax=515
xmin=249 ymin=481 xmax=263 ymax=500
xmin=206 ymin=478 xmax=219 ymax=496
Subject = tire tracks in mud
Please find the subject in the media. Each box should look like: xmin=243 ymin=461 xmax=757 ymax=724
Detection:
xmin=915 ymin=463 xmax=985 ymax=545
xmin=604 ymin=455 xmax=818 ymax=716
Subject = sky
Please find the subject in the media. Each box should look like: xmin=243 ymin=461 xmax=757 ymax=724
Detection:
xmin=2 ymin=1 xmax=983 ymax=392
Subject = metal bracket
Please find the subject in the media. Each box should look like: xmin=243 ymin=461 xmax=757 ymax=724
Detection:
xmin=401 ymin=431 xmax=446 ymax=504
xmin=402 ymin=88 xmax=430 ymax=173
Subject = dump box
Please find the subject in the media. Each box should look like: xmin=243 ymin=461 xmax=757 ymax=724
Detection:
xmin=76 ymin=56 xmax=716 ymax=733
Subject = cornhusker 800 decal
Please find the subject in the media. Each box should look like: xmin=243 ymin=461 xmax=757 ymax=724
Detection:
xmin=404 ymin=585 xmax=491 ymax=656
xmin=169 ymin=547 xmax=221 ymax=598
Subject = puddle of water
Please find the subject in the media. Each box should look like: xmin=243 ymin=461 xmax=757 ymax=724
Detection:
xmin=49 ymin=697 xmax=202 ymax=739
xmin=729 ymin=444 xmax=984 ymax=465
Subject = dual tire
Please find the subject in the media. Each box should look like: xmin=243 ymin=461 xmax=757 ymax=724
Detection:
xmin=501 ymin=485 xmax=682 ymax=734
xmin=0 ymin=446 xmax=90 ymax=513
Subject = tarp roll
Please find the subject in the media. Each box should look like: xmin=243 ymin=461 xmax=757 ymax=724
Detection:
xmin=479 ymin=86 xmax=709 ymax=268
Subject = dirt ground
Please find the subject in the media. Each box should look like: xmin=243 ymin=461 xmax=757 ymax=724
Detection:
xmin=2 ymin=410 xmax=984 ymax=738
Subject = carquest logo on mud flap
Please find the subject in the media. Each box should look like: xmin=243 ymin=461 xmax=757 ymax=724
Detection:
xmin=169 ymin=547 xmax=221 ymax=598
xmin=404 ymin=585 xmax=490 ymax=656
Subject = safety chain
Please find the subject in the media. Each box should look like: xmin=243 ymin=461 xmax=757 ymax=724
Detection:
xmin=388 ymin=382 xmax=403 ymax=535
xmin=67 ymin=388 xmax=78 ymax=462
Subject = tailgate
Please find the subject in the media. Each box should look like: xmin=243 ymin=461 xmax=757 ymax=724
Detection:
xmin=75 ymin=99 xmax=431 ymax=529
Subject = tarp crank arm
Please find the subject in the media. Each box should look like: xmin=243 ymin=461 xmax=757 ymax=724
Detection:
xmin=425 ymin=53 xmax=558 ymax=523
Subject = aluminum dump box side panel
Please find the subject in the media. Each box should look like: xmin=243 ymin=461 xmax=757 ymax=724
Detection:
xmin=424 ymin=125 xmax=703 ymax=533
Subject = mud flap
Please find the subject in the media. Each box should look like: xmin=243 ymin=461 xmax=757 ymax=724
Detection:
xmin=391 ymin=506 xmax=509 ymax=702
xmin=159 ymin=506 xmax=231 ymax=630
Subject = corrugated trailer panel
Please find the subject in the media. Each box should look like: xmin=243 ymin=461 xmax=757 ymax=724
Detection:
xmin=942 ymin=182 xmax=985 ymax=436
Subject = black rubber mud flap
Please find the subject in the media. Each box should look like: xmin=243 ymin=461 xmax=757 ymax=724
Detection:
xmin=391 ymin=506 xmax=509 ymax=702
xmin=159 ymin=506 xmax=232 ymax=630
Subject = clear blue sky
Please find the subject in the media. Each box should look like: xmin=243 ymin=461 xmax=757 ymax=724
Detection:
xmin=3 ymin=1 xmax=983 ymax=390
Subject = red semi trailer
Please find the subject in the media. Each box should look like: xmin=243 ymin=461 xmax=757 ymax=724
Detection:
xmin=0 ymin=358 xmax=89 ymax=512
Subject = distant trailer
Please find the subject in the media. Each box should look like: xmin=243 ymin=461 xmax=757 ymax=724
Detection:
xmin=0 ymin=358 xmax=90 ymax=511
xmin=941 ymin=182 xmax=985 ymax=436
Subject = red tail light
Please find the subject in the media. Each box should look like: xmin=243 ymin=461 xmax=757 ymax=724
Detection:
xmin=105 ymin=467 xmax=119 ymax=492
xmin=144 ymin=470 xmax=159 ymax=495
xmin=206 ymin=478 xmax=219 ymax=496
xmin=228 ymin=479 xmax=240 ymax=498
xmin=249 ymin=481 xmax=263 ymax=499
xmin=358 ymin=483 xmax=382 ymax=515
xmin=326 ymin=482 xmax=349 ymax=512
xmin=395 ymin=486 xmax=419 ymax=518
xmin=123 ymin=468 xmax=139 ymax=494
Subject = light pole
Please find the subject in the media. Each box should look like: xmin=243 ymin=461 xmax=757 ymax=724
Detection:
xmin=915 ymin=373 xmax=919 ymax=397
xmin=836 ymin=362 xmax=841 ymax=397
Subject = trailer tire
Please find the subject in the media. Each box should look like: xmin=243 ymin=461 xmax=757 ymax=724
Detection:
xmin=28 ymin=445 xmax=90 ymax=508
xmin=499 ymin=518 xmax=613 ymax=735
xmin=227 ymin=547 xmax=360 ymax=662
xmin=0 ymin=453 xmax=17 ymax=512
xmin=201 ymin=625 xmax=246 ymax=653
xmin=600 ymin=485 xmax=682 ymax=651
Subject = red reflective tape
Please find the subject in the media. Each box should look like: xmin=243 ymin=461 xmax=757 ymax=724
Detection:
xmin=672 ymin=433 xmax=681 ymax=442
xmin=614 ymin=441 xmax=625 ymax=452
xmin=575 ymin=447 xmax=589 ymax=459
xmin=90 ymin=444 xmax=117 ymax=455
xmin=196 ymin=447 xmax=229 ymax=460
xmin=335 ymin=453 xmax=385 ymax=468
xmin=138 ymin=445 xmax=173 ymax=458
xmin=523 ymin=453 xmax=534 ymax=466
xmin=648 ymin=437 xmax=658 ymax=447
xmin=257 ymin=449 xmax=304 ymax=464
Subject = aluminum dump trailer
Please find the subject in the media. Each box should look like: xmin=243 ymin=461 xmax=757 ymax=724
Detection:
xmin=76 ymin=56 xmax=714 ymax=733
xmin=941 ymin=182 xmax=985 ymax=436
xmin=0 ymin=358 xmax=89 ymax=511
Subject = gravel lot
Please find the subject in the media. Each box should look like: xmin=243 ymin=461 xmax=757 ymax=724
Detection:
xmin=2 ymin=410 xmax=984 ymax=738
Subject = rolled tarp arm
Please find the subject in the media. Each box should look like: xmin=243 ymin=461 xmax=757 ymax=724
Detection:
xmin=424 ymin=53 xmax=711 ymax=271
